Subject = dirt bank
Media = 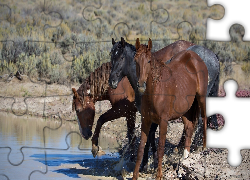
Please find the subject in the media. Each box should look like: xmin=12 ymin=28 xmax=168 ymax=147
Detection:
xmin=1 ymin=75 xmax=249 ymax=179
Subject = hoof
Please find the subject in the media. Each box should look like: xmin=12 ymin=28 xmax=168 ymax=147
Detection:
xmin=156 ymin=176 xmax=162 ymax=180
xmin=91 ymin=144 xmax=99 ymax=158
xmin=92 ymin=145 xmax=105 ymax=157
xmin=180 ymin=149 xmax=189 ymax=162
xmin=139 ymin=164 xmax=148 ymax=172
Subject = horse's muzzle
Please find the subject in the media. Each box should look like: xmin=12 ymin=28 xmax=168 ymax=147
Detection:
xmin=137 ymin=82 xmax=146 ymax=94
xmin=109 ymin=79 xmax=118 ymax=89
xmin=82 ymin=128 xmax=92 ymax=140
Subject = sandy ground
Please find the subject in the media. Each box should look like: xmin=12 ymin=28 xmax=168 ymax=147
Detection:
xmin=1 ymin=75 xmax=250 ymax=179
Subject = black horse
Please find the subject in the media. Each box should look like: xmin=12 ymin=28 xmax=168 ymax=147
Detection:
xmin=109 ymin=37 xmax=220 ymax=171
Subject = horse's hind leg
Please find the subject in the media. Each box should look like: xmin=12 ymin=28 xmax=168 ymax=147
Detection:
xmin=196 ymin=95 xmax=207 ymax=149
xmin=179 ymin=97 xmax=199 ymax=160
xmin=181 ymin=115 xmax=195 ymax=160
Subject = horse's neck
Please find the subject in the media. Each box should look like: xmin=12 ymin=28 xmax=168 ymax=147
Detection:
xmin=150 ymin=55 xmax=164 ymax=82
xmin=127 ymin=60 xmax=138 ymax=91
xmin=93 ymin=90 xmax=110 ymax=102
xmin=124 ymin=46 xmax=142 ymax=112
xmin=125 ymin=47 xmax=138 ymax=91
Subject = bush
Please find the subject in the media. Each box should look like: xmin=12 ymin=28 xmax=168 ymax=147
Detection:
xmin=241 ymin=62 xmax=250 ymax=74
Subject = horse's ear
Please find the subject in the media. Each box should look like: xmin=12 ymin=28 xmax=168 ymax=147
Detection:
xmin=148 ymin=38 xmax=152 ymax=51
xmin=72 ymin=88 xmax=77 ymax=111
xmin=72 ymin=88 xmax=77 ymax=97
xmin=121 ymin=37 xmax=125 ymax=47
xmin=112 ymin=38 xmax=116 ymax=45
xmin=135 ymin=38 xmax=140 ymax=50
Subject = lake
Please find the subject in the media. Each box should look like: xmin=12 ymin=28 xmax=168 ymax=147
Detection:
xmin=0 ymin=112 xmax=121 ymax=179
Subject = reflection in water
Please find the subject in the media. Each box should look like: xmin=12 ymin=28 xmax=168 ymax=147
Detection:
xmin=0 ymin=112 xmax=121 ymax=179
xmin=0 ymin=112 xmax=120 ymax=152
xmin=32 ymin=153 xmax=120 ymax=178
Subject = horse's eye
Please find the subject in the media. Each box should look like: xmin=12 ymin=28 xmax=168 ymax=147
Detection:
xmin=148 ymin=60 xmax=151 ymax=63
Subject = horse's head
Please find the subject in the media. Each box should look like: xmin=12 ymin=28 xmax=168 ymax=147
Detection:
xmin=134 ymin=38 xmax=152 ymax=94
xmin=72 ymin=87 xmax=95 ymax=140
xmin=109 ymin=37 xmax=128 ymax=89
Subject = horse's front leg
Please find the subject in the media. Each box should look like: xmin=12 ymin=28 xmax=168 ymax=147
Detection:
xmin=132 ymin=120 xmax=151 ymax=180
xmin=156 ymin=120 xmax=168 ymax=180
xmin=140 ymin=123 xmax=158 ymax=171
xmin=126 ymin=105 xmax=137 ymax=161
xmin=91 ymin=105 xmax=125 ymax=157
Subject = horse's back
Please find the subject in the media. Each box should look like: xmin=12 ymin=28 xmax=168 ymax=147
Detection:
xmin=171 ymin=40 xmax=195 ymax=56
xmin=164 ymin=50 xmax=208 ymax=93
xmin=154 ymin=40 xmax=194 ymax=62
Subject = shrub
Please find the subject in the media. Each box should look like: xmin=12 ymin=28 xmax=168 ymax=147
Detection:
xmin=241 ymin=62 xmax=250 ymax=74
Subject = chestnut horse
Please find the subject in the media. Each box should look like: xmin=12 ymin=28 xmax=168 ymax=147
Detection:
xmin=132 ymin=39 xmax=208 ymax=180
xmin=109 ymin=37 xmax=219 ymax=171
xmin=72 ymin=62 xmax=137 ymax=158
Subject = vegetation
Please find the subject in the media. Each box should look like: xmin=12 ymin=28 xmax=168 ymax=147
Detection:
xmin=0 ymin=0 xmax=249 ymax=86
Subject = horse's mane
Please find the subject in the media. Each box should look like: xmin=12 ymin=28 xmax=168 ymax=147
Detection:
xmin=77 ymin=62 xmax=111 ymax=101
xmin=124 ymin=41 xmax=136 ymax=52
xmin=151 ymin=56 xmax=166 ymax=83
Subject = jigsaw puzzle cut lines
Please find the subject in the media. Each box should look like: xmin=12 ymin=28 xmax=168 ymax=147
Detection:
xmin=207 ymin=79 xmax=250 ymax=167
xmin=0 ymin=0 xmax=250 ymax=179
xmin=207 ymin=0 xmax=250 ymax=41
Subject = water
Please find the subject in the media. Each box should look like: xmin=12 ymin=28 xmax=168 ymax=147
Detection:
xmin=0 ymin=112 xmax=121 ymax=179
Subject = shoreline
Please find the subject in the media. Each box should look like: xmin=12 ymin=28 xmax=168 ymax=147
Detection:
xmin=1 ymin=77 xmax=250 ymax=179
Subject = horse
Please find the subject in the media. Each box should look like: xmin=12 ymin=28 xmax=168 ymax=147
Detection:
xmin=72 ymin=62 xmax=137 ymax=158
xmin=108 ymin=37 xmax=220 ymax=171
xmin=132 ymin=38 xmax=208 ymax=179
xmin=109 ymin=37 xmax=194 ymax=112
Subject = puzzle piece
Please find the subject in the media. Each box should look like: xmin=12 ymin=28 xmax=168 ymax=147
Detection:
xmin=34 ymin=0 xmax=64 ymax=40
xmin=0 ymin=112 xmax=47 ymax=179
xmin=82 ymin=0 xmax=170 ymax=41
xmin=147 ymin=0 xmax=224 ymax=41
xmin=0 ymin=4 xmax=11 ymax=24
xmin=207 ymin=0 xmax=250 ymax=41
xmin=31 ymin=113 xmax=127 ymax=179
xmin=207 ymin=79 xmax=250 ymax=167
xmin=196 ymin=24 xmax=250 ymax=91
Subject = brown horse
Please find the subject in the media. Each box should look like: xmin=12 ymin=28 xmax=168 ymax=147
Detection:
xmin=132 ymin=39 xmax=208 ymax=180
xmin=72 ymin=62 xmax=137 ymax=158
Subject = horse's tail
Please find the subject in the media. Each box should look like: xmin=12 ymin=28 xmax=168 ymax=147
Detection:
xmin=207 ymin=54 xmax=220 ymax=130
xmin=208 ymin=52 xmax=220 ymax=98
xmin=187 ymin=96 xmax=201 ymax=151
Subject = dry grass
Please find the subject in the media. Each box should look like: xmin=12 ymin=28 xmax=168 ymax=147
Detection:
xmin=0 ymin=0 xmax=249 ymax=88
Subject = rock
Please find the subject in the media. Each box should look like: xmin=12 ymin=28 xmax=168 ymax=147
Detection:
xmin=15 ymin=71 xmax=23 ymax=81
